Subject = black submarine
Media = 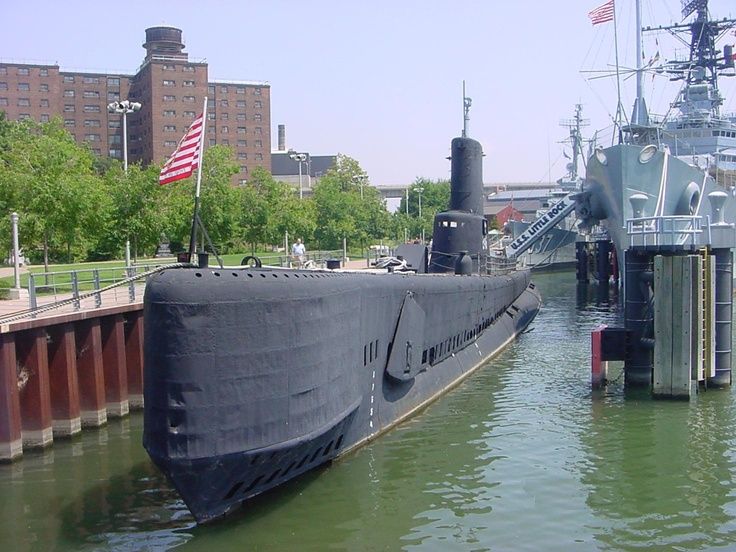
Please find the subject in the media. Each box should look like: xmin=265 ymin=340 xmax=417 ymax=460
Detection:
xmin=142 ymin=114 xmax=542 ymax=523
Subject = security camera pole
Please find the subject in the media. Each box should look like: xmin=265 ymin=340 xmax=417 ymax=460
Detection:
xmin=107 ymin=99 xmax=142 ymax=173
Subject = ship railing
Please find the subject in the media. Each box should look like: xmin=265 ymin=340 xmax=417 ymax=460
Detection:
xmin=485 ymin=254 xmax=518 ymax=275
xmin=627 ymin=215 xmax=705 ymax=248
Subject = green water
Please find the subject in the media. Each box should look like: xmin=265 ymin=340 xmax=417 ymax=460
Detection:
xmin=2 ymin=272 xmax=736 ymax=551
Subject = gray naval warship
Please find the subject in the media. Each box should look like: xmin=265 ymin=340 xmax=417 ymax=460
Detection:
xmin=572 ymin=0 xmax=736 ymax=388
xmin=575 ymin=0 xmax=736 ymax=261
xmin=142 ymin=121 xmax=541 ymax=523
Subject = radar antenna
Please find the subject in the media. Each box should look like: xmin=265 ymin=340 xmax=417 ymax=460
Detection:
xmin=462 ymin=81 xmax=472 ymax=138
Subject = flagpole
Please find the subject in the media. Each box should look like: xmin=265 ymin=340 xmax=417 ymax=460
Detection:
xmin=188 ymin=96 xmax=208 ymax=258
xmin=612 ymin=0 xmax=624 ymax=144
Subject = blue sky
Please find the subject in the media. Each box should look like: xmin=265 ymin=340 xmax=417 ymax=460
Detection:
xmin=2 ymin=0 xmax=735 ymax=186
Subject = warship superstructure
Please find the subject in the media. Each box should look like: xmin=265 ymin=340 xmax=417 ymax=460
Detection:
xmin=576 ymin=0 xmax=736 ymax=265
xmin=142 ymin=110 xmax=541 ymax=523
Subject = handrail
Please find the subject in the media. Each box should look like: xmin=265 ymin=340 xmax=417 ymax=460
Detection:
xmin=627 ymin=215 xmax=704 ymax=248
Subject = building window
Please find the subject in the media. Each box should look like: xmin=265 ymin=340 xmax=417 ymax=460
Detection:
xmin=85 ymin=134 xmax=100 ymax=142
xmin=108 ymin=135 xmax=122 ymax=144
xmin=107 ymin=77 xmax=120 ymax=87
xmin=236 ymin=87 xmax=245 ymax=94
xmin=209 ymin=138 xmax=216 ymax=146
xmin=182 ymin=66 xmax=195 ymax=72
xmin=208 ymin=85 xmax=215 ymax=94
xmin=38 ymin=114 xmax=48 ymax=123
xmin=237 ymin=152 xmax=247 ymax=159
xmin=64 ymin=119 xmax=75 ymax=127
xmin=163 ymin=110 xmax=176 ymax=117
xmin=183 ymin=80 xmax=195 ymax=87
xmin=207 ymin=112 xmax=216 ymax=120
xmin=64 ymin=104 xmax=75 ymax=112
xmin=40 ymin=99 xmax=49 ymax=107
xmin=17 ymin=67 xmax=29 ymax=76
xmin=254 ymin=100 xmax=262 ymax=109
xmin=221 ymin=139 xmax=229 ymax=145
xmin=237 ymin=126 xmax=247 ymax=134
xmin=18 ymin=114 xmax=31 ymax=121
xmin=236 ymin=100 xmax=246 ymax=108
xmin=163 ymin=64 xmax=176 ymax=71
xmin=83 ymin=76 xmax=99 ymax=84
xmin=83 ymin=90 xmax=100 ymax=98
xmin=184 ymin=110 xmax=196 ymax=118
xmin=163 ymin=80 xmax=175 ymax=86
xmin=254 ymin=87 xmax=262 ymax=96
xmin=64 ymin=90 xmax=75 ymax=97
xmin=84 ymin=105 xmax=101 ymax=112
xmin=255 ymin=153 xmax=263 ymax=161
xmin=208 ymin=127 xmax=215 ymax=134
xmin=39 ymin=68 xmax=48 ymax=77
xmin=164 ymin=140 xmax=177 ymax=147
xmin=221 ymin=126 xmax=229 ymax=134
xmin=164 ymin=125 xmax=177 ymax=132
xmin=255 ymin=127 xmax=263 ymax=135
xmin=17 ymin=98 xmax=30 ymax=107
xmin=220 ymin=99 xmax=228 ymax=107
xmin=238 ymin=179 xmax=247 ymax=185
xmin=221 ymin=113 xmax=229 ymax=120
xmin=0 ymin=83 xmax=7 ymax=91
xmin=255 ymin=140 xmax=262 ymax=148
xmin=63 ymin=75 xmax=74 ymax=83
xmin=108 ymin=120 xmax=121 ymax=129
xmin=18 ymin=83 xmax=30 ymax=91
xmin=0 ymin=98 xmax=7 ymax=106
xmin=107 ymin=91 xmax=120 ymax=101
xmin=240 ymin=165 xmax=248 ymax=173
xmin=220 ymin=85 xmax=228 ymax=93
xmin=236 ymin=113 xmax=246 ymax=121
xmin=163 ymin=95 xmax=176 ymax=101
xmin=39 ymin=83 xmax=49 ymax=92
xmin=237 ymin=139 xmax=247 ymax=147
xmin=84 ymin=119 xmax=101 ymax=127
xmin=0 ymin=67 xmax=6 ymax=76
xmin=254 ymin=113 xmax=262 ymax=122
xmin=109 ymin=149 xmax=122 ymax=158
xmin=183 ymin=96 xmax=195 ymax=103
xmin=91 ymin=148 xmax=101 ymax=155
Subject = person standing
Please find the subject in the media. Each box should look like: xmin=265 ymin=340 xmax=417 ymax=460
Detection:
xmin=291 ymin=238 xmax=306 ymax=267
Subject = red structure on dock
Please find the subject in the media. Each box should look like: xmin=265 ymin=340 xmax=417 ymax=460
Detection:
xmin=0 ymin=304 xmax=143 ymax=461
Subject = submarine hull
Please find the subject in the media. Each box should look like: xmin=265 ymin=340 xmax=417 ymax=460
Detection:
xmin=143 ymin=267 xmax=540 ymax=522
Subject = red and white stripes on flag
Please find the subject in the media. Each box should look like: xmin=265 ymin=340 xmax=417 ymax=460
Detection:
xmin=588 ymin=0 xmax=614 ymax=26
xmin=159 ymin=113 xmax=203 ymax=185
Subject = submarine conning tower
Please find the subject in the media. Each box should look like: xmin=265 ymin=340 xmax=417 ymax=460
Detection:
xmin=428 ymin=137 xmax=488 ymax=273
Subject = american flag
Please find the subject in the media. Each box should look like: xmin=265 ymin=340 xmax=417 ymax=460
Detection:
xmin=159 ymin=113 xmax=203 ymax=185
xmin=588 ymin=0 xmax=615 ymax=26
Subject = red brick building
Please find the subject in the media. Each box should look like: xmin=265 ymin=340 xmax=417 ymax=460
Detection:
xmin=0 ymin=26 xmax=270 ymax=184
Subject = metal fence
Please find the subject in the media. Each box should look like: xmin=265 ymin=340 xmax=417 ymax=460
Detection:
xmin=28 ymin=261 xmax=175 ymax=310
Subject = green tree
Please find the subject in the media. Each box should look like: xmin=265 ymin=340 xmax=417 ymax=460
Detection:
xmin=312 ymin=154 xmax=390 ymax=250
xmin=0 ymin=117 xmax=108 ymax=266
xmin=97 ymin=161 xmax=165 ymax=260
xmin=396 ymin=178 xmax=450 ymax=241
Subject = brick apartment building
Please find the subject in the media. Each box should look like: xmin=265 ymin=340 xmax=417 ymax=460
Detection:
xmin=0 ymin=26 xmax=270 ymax=184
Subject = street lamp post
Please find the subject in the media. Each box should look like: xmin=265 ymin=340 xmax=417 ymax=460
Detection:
xmin=107 ymin=99 xmax=142 ymax=172
xmin=353 ymin=175 xmax=367 ymax=199
xmin=288 ymin=150 xmax=308 ymax=199
xmin=416 ymin=187 xmax=424 ymax=243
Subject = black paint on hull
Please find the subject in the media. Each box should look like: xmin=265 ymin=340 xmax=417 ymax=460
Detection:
xmin=143 ymin=266 xmax=540 ymax=523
